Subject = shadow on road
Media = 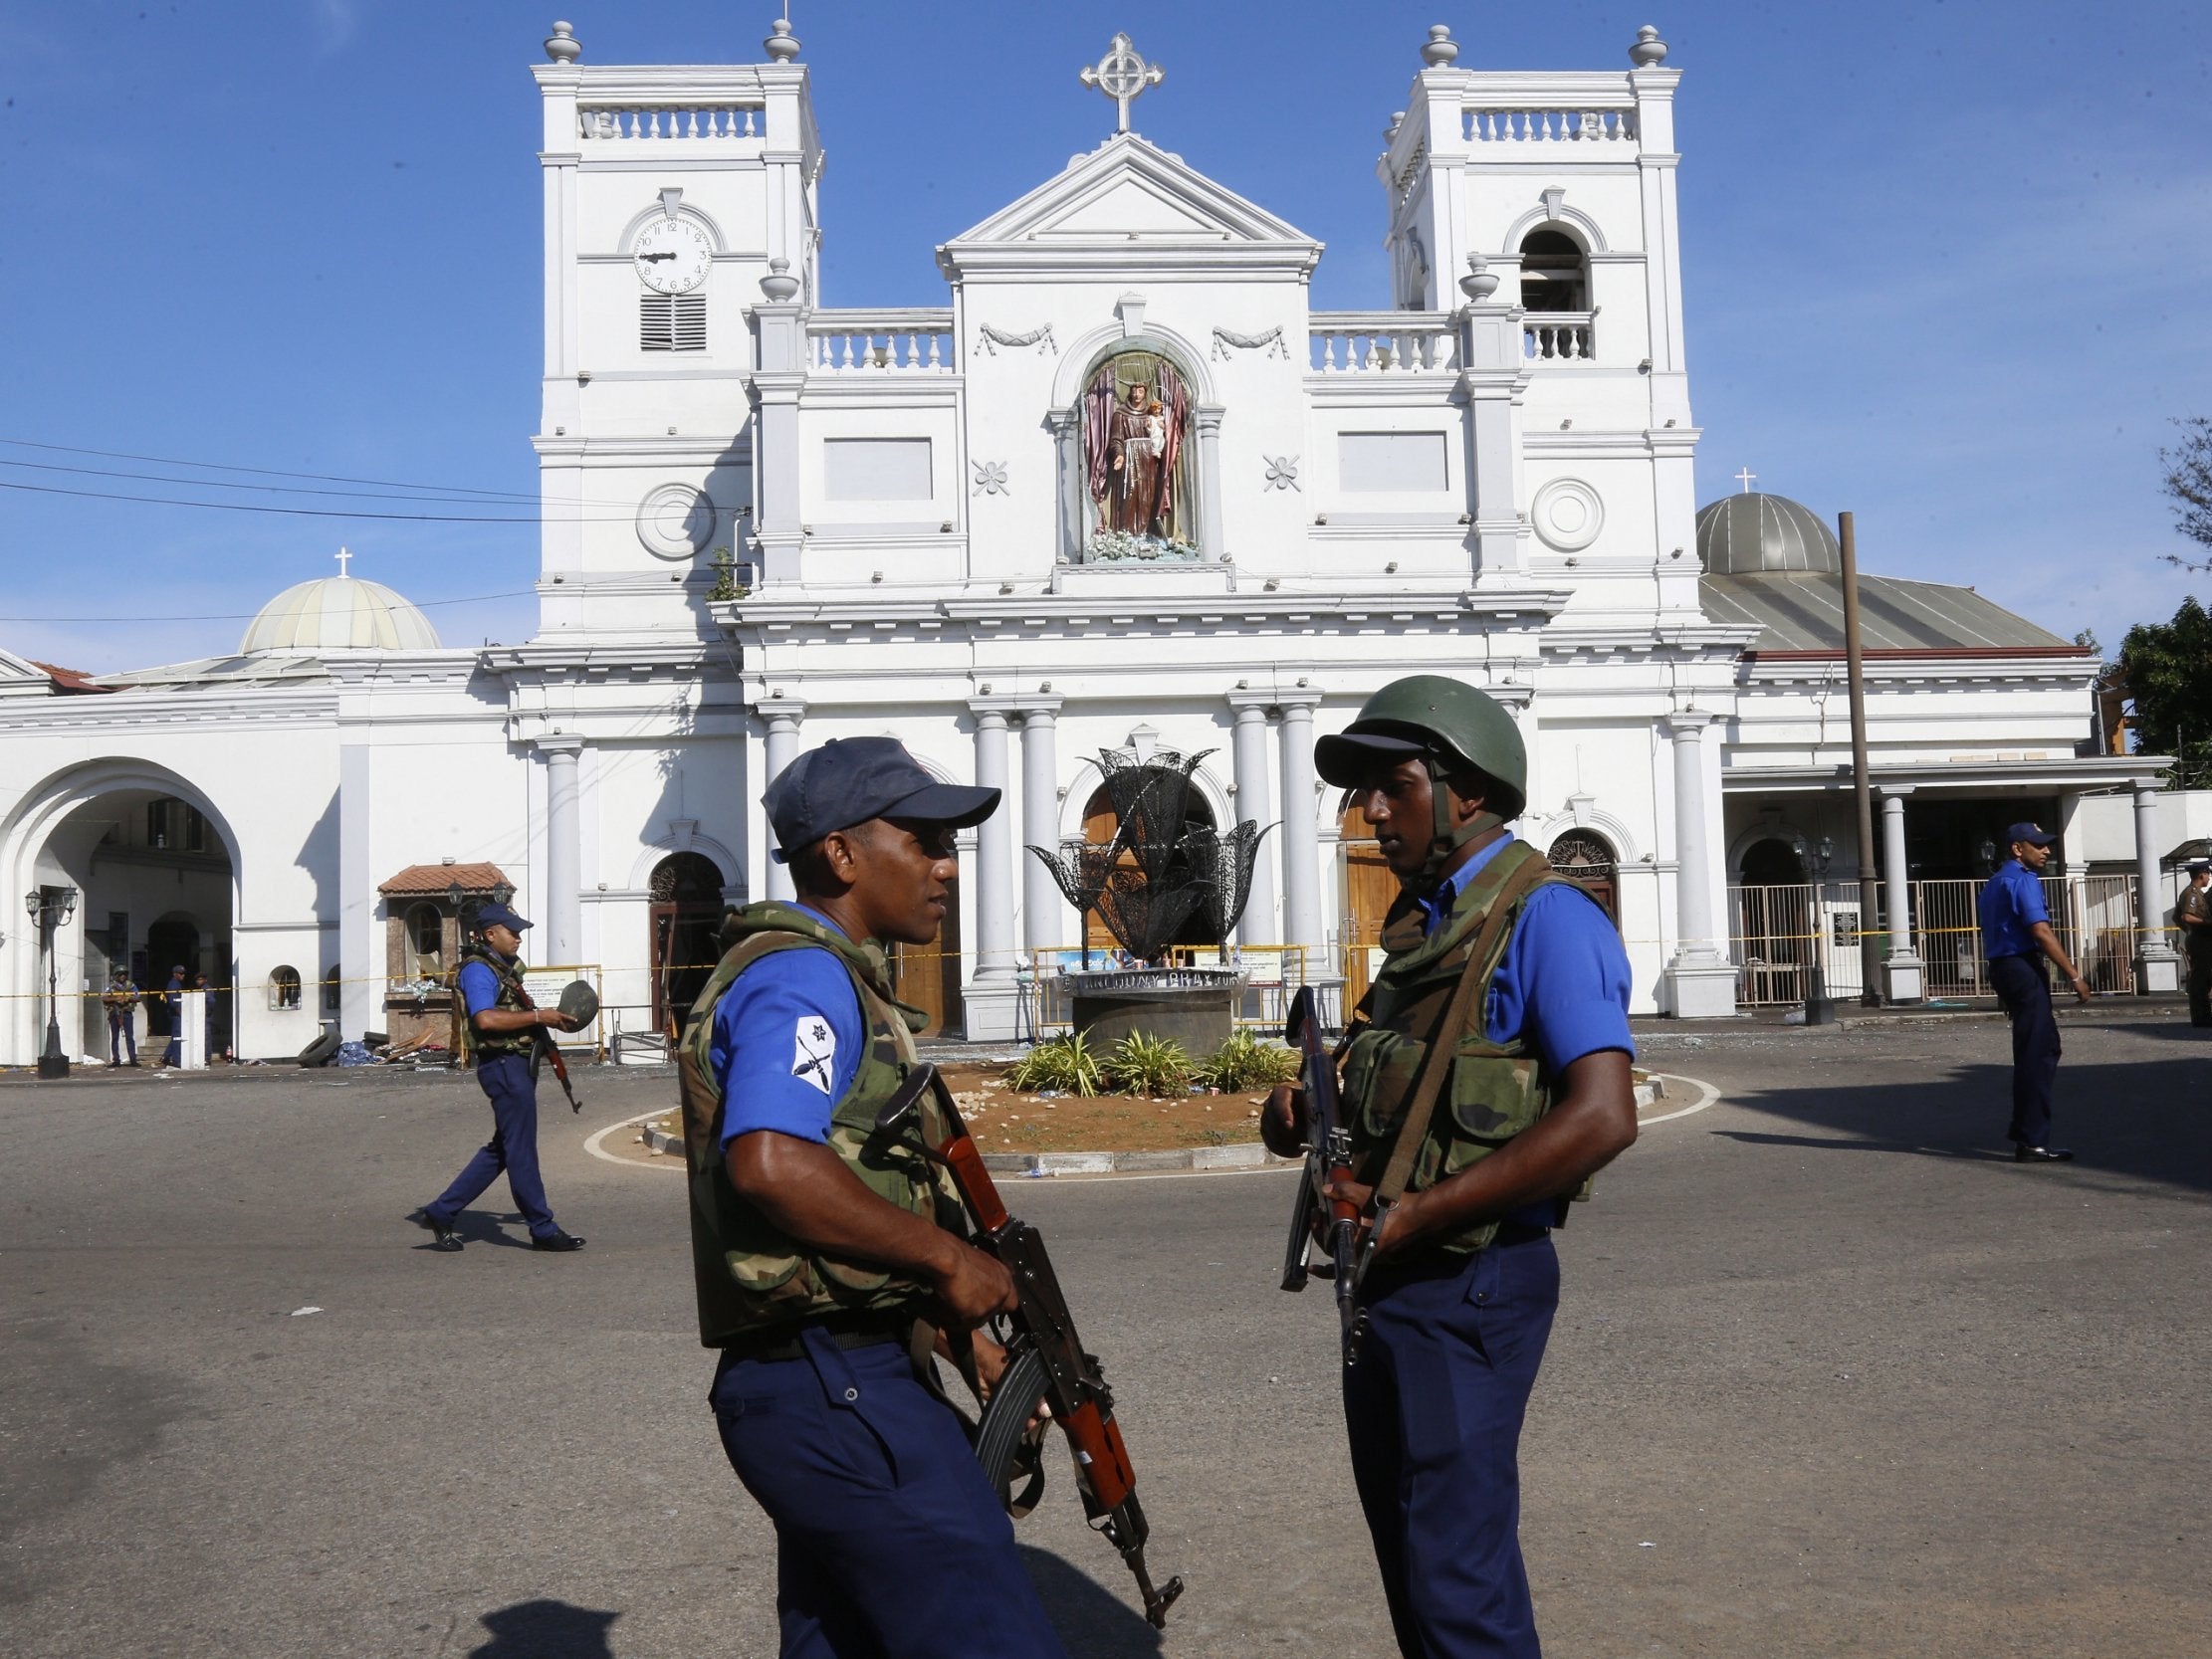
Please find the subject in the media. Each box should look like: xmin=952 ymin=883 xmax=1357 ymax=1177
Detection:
xmin=1024 ymin=1545 xmax=1166 ymax=1658
xmin=464 ymin=1597 xmax=619 ymax=1657
xmin=1715 ymin=1052 xmax=2212 ymax=1199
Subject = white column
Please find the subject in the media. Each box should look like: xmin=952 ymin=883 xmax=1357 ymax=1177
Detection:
xmin=1277 ymin=696 xmax=1327 ymax=983
xmin=964 ymin=705 xmax=1021 ymax=1040
xmin=2134 ymin=780 xmax=2181 ymax=992
xmin=1019 ymin=702 xmax=1064 ymax=951
xmin=1879 ymin=786 xmax=1924 ymax=1003
xmin=760 ymin=702 xmax=805 ymax=901
xmin=1661 ymin=714 xmax=1736 ymax=1017
xmin=1228 ymin=696 xmax=1278 ymax=948
xmin=540 ymin=736 xmax=584 ymax=966
xmin=1196 ymin=405 xmax=1227 ymax=558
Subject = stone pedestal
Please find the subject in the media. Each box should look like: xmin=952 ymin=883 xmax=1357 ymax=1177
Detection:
xmin=1880 ymin=955 xmax=1925 ymax=1003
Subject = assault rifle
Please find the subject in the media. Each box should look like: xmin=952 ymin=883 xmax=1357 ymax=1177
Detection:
xmin=1279 ymin=985 xmax=1362 ymax=1348
xmin=879 ymin=1062 xmax=1185 ymax=1630
xmin=511 ymin=981 xmax=582 ymax=1115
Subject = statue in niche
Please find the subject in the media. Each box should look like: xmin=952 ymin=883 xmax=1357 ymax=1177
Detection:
xmin=1082 ymin=349 xmax=1194 ymax=553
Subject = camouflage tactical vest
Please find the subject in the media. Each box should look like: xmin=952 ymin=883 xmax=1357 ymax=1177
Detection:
xmin=1342 ymin=838 xmax=1599 ymax=1258
xmin=677 ymin=902 xmax=966 ymax=1348
xmin=457 ymin=945 xmax=535 ymax=1061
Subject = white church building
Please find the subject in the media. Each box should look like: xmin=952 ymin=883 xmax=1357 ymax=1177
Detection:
xmin=0 ymin=20 xmax=2178 ymax=1065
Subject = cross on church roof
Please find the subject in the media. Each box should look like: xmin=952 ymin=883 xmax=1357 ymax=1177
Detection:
xmin=1078 ymin=33 xmax=1164 ymax=133
xmin=1734 ymin=469 xmax=1757 ymax=495
xmin=333 ymin=546 xmax=353 ymax=577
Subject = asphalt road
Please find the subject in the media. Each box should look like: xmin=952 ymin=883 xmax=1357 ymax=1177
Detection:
xmin=3 ymin=1015 xmax=2207 ymax=1658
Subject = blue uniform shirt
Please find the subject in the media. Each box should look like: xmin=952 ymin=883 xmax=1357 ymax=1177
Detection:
xmin=710 ymin=905 xmax=867 ymax=1150
xmin=1413 ymin=833 xmax=1636 ymax=1074
xmin=1978 ymin=858 xmax=2049 ymax=960
xmin=457 ymin=958 xmax=504 ymax=1018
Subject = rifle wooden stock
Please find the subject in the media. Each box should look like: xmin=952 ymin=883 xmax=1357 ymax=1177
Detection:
xmin=884 ymin=1062 xmax=1184 ymax=1629
xmin=509 ymin=981 xmax=581 ymax=1114
xmin=1283 ymin=986 xmax=1359 ymax=1341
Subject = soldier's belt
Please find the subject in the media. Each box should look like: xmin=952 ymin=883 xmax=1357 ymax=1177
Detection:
xmin=716 ymin=1310 xmax=915 ymax=1364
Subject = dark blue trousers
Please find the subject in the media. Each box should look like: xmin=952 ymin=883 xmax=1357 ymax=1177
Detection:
xmin=109 ymin=1015 xmax=135 ymax=1065
xmin=1989 ymin=953 xmax=2060 ymax=1147
xmin=426 ymin=1054 xmax=560 ymax=1240
xmin=710 ymin=1330 xmax=1068 ymax=1659
xmin=1344 ymin=1234 xmax=1560 ymax=1659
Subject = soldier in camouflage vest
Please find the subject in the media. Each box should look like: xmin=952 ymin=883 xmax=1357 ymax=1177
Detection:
xmin=689 ymin=736 xmax=1067 ymax=1659
xmin=2180 ymin=860 xmax=2212 ymax=1027
xmin=1263 ymin=676 xmax=1640 ymax=1659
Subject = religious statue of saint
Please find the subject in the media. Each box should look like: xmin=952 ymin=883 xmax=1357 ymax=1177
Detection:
xmin=1108 ymin=382 xmax=1169 ymax=536
xmin=1084 ymin=354 xmax=1190 ymax=546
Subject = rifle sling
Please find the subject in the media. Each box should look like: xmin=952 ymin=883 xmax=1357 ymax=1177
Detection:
xmin=1371 ymin=857 xmax=1553 ymax=1213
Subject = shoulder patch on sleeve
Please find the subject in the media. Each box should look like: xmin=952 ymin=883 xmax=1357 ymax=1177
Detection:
xmin=791 ymin=1015 xmax=837 ymax=1095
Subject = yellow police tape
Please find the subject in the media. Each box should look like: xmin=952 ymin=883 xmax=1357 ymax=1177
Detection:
xmin=5 ymin=926 xmax=2185 ymax=1004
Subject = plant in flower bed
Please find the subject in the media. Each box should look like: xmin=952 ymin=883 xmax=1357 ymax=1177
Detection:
xmin=1102 ymin=1031 xmax=1194 ymax=1098
xmin=1004 ymin=1030 xmax=1104 ymax=1097
xmin=1193 ymin=1028 xmax=1300 ymax=1093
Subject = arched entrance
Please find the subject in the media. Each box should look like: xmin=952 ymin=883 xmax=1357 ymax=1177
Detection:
xmin=1339 ymin=799 xmax=1400 ymax=1008
xmin=1546 ymin=829 xmax=1620 ymax=924
xmin=1078 ymin=770 xmax=1223 ymax=957
xmin=649 ymin=851 xmax=727 ymax=1037
xmin=2 ymin=773 xmax=237 ymax=1065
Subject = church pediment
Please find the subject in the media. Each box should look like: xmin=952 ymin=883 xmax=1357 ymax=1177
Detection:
xmin=939 ymin=133 xmax=1321 ymax=275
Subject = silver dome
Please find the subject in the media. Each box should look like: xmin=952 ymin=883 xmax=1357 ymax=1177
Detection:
xmin=1695 ymin=493 xmax=1841 ymax=575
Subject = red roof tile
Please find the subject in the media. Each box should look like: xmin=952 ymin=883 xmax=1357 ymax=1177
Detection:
xmin=31 ymin=661 xmax=112 ymax=695
xmin=378 ymin=862 xmax=512 ymax=896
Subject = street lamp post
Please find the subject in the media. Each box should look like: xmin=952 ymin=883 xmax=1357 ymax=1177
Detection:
xmin=24 ymin=886 xmax=80 ymax=1080
xmin=1797 ymin=837 xmax=1836 ymax=1026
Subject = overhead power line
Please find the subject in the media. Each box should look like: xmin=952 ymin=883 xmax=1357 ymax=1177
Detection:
xmin=0 ymin=477 xmax=668 ymax=523
xmin=0 ymin=435 xmax=546 ymax=501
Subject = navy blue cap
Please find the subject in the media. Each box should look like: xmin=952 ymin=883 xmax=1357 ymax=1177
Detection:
xmin=472 ymin=901 xmax=533 ymax=933
xmin=766 ymin=736 xmax=998 ymax=860
xmin=2004 ymin=822 xmax=2058 ymax=849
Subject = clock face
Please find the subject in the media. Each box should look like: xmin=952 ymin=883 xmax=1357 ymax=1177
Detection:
xmin=633 ymin=217 xmax=712 ymax=295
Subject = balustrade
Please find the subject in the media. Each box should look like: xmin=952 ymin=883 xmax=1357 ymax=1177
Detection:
xmin=1464 ymin=106 xmax=1637 ymax=143
xmin=578 ymin=104 xmax=763 ymax=140
xmin=804 ymin=312 xmax=956 ymax=373
xmin=1523 ymin=313 xmax=1596 ymax=363
xmin=1308 ymin=313 xmax=1459 ymax=374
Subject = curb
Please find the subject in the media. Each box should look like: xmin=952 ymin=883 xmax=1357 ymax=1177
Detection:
xmin=632 ymin=1080 xmax=1669 ymax=1172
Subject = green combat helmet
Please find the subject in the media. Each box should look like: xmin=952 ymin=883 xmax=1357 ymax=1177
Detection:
xmin=1314 ymin=675 xmax=1527 ymax=884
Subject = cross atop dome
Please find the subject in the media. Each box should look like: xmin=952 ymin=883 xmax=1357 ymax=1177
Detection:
xmin=1078 ymin=33 xmax=1164 ymax=133
xmin=333 ymin=546 xmax=353 ymax=578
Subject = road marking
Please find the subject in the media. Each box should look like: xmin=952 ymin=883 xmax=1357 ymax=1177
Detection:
xmin=1639 ymin=1073 xmax=1721 ymax=1125
xmin=583 ymin=1110 xmax=685 ymax=1168
xmin=583 ymin=1076 xmax=1724 ymax=1176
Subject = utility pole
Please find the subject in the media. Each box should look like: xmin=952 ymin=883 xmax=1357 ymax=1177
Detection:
xmin=1840 ymin=512 xmax=1881 ymax=1005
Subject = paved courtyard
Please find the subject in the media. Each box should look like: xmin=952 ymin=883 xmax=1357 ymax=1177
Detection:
xmin=3 ymin=1013 xmax=2207 ymax=1657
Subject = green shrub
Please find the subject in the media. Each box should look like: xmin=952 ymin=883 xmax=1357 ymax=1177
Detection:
xmin=1103 ymin=1031 xmax=1194 ymax=1098
xmin=1195 ymin=1029 xmax=1302 ymax=1092
xmin=1005 ymin=1031 xmax=1103 ymax=1096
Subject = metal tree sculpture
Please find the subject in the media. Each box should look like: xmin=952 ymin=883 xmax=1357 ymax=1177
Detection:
xmin=1029 ymin=747 xmax=1269 ymax=964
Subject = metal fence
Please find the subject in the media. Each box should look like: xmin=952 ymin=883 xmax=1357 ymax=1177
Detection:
xmin=1729 ymin=875 xmax=2150 ymax=1006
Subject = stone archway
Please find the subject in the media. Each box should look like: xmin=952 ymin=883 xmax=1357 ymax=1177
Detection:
xmin=1 ymin=762 xmax=240 ymax=1066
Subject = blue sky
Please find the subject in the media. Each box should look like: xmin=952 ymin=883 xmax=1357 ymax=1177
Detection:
xmin=1 ymin=1 xmax=2206 ymax=672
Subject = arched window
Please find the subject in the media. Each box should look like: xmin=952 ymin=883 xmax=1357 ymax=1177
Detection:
xmin=1518 ymin=228 xmax=1588 ymax=312
xmin=404 ymin=903 xmax=444 ymax=978
xmin=1547 ymin=829 xmax=1620 ymax=923
xmin=323 ymin=965 xmax=341 ymax=1012
xmin=268 ymin=965 xmax=302 ymax=1011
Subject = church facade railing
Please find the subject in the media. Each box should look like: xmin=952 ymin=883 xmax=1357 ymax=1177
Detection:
xmin=805 ymin=311 xmax=956 ymax=374
xmin=1307 ymin=312 xmax=1460 ymax=375
xmin=1463 ymin=104 xmax=1638 ymax=145
xmin=577 ymin=103 xmax=766 ymax=141
xmin=1523 ymin=311 xmax=1597 ymax=363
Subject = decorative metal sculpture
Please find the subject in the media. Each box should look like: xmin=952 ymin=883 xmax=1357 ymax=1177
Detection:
xmin=1029 ymin=747 xmax=1270 ymax=964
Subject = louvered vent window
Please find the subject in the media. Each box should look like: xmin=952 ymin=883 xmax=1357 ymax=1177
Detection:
xmin=641 ymin=294 xmax=707 ymax=351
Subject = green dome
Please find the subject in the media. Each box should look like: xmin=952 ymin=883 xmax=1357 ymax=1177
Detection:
xmin=1696 ymin=493 xmax=1840 ymax=575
